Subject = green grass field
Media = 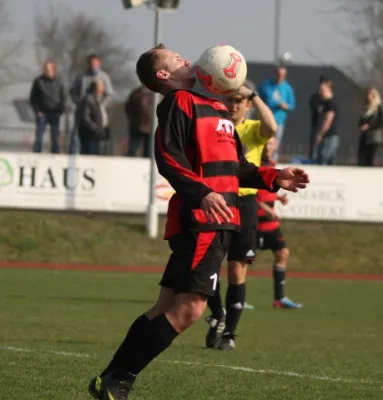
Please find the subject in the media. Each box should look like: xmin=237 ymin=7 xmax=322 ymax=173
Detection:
xmin=1 ymin=210 xmax=383 ymax=274
xmin=1 ymin=268 xmax=382 ymax=400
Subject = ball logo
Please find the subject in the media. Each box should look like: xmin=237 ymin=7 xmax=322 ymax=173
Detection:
xmin=223 ymin=53 xmax=242 ymax=79
xmin=196 ymin=65 xmax=212 ymax=87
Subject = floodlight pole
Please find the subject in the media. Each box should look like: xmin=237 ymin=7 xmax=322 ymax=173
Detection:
xmin=274 ymin=0 xmax=281 ymax=63
xmin=146 ymin=6 xmax=161 ymax=239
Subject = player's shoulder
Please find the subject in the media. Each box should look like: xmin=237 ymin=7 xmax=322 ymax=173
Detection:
xmin=158 ymin=89 xmax=196 ymax=117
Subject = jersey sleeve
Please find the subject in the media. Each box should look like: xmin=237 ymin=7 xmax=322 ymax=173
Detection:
xmin=155 ymin=91 xmax=213 ymax=207
xmin=249 ymin=120 xmax=269 ymax=145
xmin=236 ymin=130 xmax=279 ymax=192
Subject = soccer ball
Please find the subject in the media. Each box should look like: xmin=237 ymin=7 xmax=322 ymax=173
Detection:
xmin=196 ymin=45 xmax=247 ymax=95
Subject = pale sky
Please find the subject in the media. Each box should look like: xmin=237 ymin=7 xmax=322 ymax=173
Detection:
xmin=8 ymin=0 xmax=353 ymax=67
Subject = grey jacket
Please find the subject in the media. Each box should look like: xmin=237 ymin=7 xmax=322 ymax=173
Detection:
xmin=69 ymin=69 xmax=113 ymax=107
xmin=29 ymin=75 xmax=66 ymax=114
xmin=77 ymin=93 xmax=110 ymax=140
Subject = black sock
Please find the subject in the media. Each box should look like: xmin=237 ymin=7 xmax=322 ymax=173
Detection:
xmin=207 ymin=280 xmax=225 ymax=320
xmin=273 ymin=265 xmax=286 ymax=300
xmin=224 ymin=283 xmax=246 ymax=335
xmin=101 ymin=314 xmax=150 ymax=377
xmin=118 ymin=313 xmax=178 ymax=376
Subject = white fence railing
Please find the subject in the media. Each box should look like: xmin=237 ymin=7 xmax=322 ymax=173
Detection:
xmin=0 ymin=152 xmax=382 ymax=223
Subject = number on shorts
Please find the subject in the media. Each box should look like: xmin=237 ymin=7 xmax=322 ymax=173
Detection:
xmin=210 ymin=273 xmax=218 ymax=291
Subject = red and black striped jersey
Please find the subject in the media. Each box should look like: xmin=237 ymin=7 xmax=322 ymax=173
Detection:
xmin=257 ymin=160 xmax=280 ymax=232
xmin=155 ymin=89 xmax=279 ymax=239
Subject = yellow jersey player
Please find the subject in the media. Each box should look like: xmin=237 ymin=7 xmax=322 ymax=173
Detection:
xmin=206 ymin=81 xmax=277 ymax=350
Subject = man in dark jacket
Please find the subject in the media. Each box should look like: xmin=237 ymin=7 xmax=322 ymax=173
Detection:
xmin=125 ymin=85 xmax=153 ymax=158
xmin=77 ymin=80 xmax=110 ymax=155
xmin=29 ymin=60 xmax=66 ymax=153
xmin=308 ymin=75 xmax=332 ymax=160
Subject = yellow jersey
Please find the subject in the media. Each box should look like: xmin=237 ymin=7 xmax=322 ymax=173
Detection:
xmin=236 ymin=119 xmax=268 ymax=196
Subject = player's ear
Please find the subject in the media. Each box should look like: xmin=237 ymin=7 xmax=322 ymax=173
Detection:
xmin=156 ymin=69 xmax=170 ymax=81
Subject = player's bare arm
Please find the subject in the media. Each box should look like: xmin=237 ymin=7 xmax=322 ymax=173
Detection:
xmin=237 ymin=85 xmax=278 ymax=139
xmin=258 ymin=200 xmax=279 ymax=220
xmin=277 ymin=194 xmax=289 ymax=205
xmin=237 ymin=137 xmax=310 ymax=193
xmin=316 ymin=110 xmax=335 ymax=145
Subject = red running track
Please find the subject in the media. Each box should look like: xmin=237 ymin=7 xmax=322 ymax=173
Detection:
xmin=1 ymin=261 xmax=383 ymax=281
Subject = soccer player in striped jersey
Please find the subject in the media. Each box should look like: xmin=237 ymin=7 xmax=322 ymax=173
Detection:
xmin=257 ymin=138 xmax=302 ymax=309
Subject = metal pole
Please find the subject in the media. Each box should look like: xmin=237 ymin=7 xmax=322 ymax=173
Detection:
xmin=274 ymin=0 xmax=281 ymax=63
xmin=146 ymin=6 xmax=161 ymax=238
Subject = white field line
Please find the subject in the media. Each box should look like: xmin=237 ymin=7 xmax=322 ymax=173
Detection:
xmin=1 ymin=345 xmax=381 ymax=387
xmin=0 ymin=345 xmax=90 ymax=358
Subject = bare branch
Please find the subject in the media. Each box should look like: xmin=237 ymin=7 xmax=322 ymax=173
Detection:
xmin=0 ymin=0 xmax=32 ymax=89
xmin=34 ymin=4 xmax=135 ymax=96
xmin=333 ymin=0 xmax=383 ymax=89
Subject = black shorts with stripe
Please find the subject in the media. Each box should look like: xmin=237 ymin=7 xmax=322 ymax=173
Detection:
xmin=160 ymin=231 xmax=230 ymax=297
xmin=256 ymin=228 xmax=287 ymax=252
xmin=227 ymin=194 xmax=258 ymax=264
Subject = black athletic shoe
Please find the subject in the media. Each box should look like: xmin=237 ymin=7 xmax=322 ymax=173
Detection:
xmin=218 ymin=333 xmax=236 ymax=351
xmin=88 ymin=373 xmax=135 ymax=400
xmin=88 ymin=376 xmax=104 ymax=399
xmin=205 ymin=314 xmax=226 ymax=349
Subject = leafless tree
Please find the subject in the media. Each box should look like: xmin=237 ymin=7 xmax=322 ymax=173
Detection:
xmin=334 ymin=0 xmax=383 ymax=90
xmin=0 ymin=0 xmax=30 ymax=89
xmin=34 ymin=4 xmax=135 ymax=98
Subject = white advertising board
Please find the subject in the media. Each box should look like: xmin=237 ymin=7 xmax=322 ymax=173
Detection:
xmin=0 ymin=152 xmax=382 ymax=223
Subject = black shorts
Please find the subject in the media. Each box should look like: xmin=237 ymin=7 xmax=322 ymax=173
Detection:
xmin=257 ymin=228 xmax=287 ymax=252
xmin=227 ymin=194 xmax=257 ymax=264
xmin=160 ymin=231 xmax=230 ymax=297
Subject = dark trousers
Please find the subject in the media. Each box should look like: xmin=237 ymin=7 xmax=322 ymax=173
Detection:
xmin=358 ymin=133 xmax=379 ymax=166
xmin=33 ymin=112 xmax=61 ymax=153
xmin=79 ymin=134 xmax=101 ymax=156
xmin=127 ymin=131 xmax=151 ymax=158
xmin=308 ymin=126 xmax=317 ymax=160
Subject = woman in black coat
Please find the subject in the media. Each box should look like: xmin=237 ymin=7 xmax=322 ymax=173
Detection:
xmin=358 ymin=87 xmax=383 ymax=166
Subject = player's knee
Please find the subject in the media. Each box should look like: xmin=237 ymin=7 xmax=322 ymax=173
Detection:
xmin=276 ymin=248 xmax=289 ymax=265
xmin=227 ymin=261 xmax=248 ymax=284
xmin=147 ymin=287 xmax=174 ymax=319
xmin=168 ymin=293 xmax=207 ymax=332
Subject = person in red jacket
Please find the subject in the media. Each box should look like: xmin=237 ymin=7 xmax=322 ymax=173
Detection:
xmin=257 ymin=138 xmax=302 ymax=309
xmin=88 ymin=44 xmax=309 ymax=400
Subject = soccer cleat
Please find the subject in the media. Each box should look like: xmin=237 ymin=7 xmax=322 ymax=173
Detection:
xmin=243 ymin=302 xmax=255 ymax=311
xmin=88 ymin=373 xmax=135 ymax=400
xmin=101 ymin=373 xmax=135 ymax=400
xmin=88 ymin=376 xmax=104 ymax=399
xmin=205 ymin=313 xmax=226 ymax=349
xmin=273 ymin=297 xmax=302 ymax=309
xmin=218 ymin=333 xmax=236 ymax=351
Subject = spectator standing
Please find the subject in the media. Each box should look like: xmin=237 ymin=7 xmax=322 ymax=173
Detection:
xmin=308 ymin=75 xmax=332 ymax=160
xmin=69 ymin=54 xmax=114 ymax=154
xmin=358 ymin=87 xmax=383 ymax=166
xmin=29 ymin=60 xmax=66 ymax=153
xmin=77 ymin=80 xmax=110 ymax=156
xmin=259 ymin=65 xmax=295 ymax=161
xmin=313 ymin=80 xmax=339 ymax=165
xmin=125 ymin=85 xmax=154 ymax=158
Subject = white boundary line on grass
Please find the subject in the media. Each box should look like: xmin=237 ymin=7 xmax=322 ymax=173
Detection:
xmin=1 ymin=345 xmax=382 ymax=388
xmin=1 ymin=345 xmax=90 ymax=358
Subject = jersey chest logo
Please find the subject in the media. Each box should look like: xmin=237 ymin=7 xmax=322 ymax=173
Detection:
xmin=216 ymin=119 xmax=235 ymax=136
